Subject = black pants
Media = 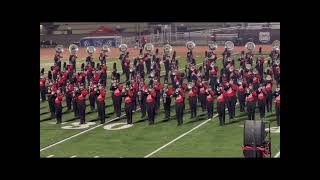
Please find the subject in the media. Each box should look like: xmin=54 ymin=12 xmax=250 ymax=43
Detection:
xmin=266 ymin=93 xmax=273 ymax=112
xmin=199 ymin=94 xmax=206 ymax=112
xmin=55 ymin=103 xmax=62 ymax=123
xmin=132 ymin=95 xmax=137 ymax=111
xmin=207 ymin=101 xmax=213 ymax=119
xmin=114 ymin=96 xmax=122 ymax=117
xmin=163 ymin=97 xmax=171 ymax=120
xmin=238 ymin=94 xmax=246 ymax=112
xmin=72 ymin=100 xmax=78 ymax=117
xmin=97 ymin=101 xmax=105 ymax=124
xmin=217 ymin=102 xmax=225 ymax=126
xmin=175 ymin=102 xmax=185 ymax=125
xmin=155 ymin=92 xmax=160 ymax=111
xmin=49 ymin=100 xmax=55 ymax=118
xmin=146 ymin=60 xmax=151 ymax=74
xmin=140 ymin=95 xmax=146 ymax=118
xmin=78 ymin=101 xmax=86 ymax=124
xmin=40 ymin=87 xmax=46 ymax=101
xmin=189 ymin=96 xmax=197 ymax=118
xmin=147 ymin=102 xmax=155 ymax=124
xmin=247 ymin=101 xmax=255 ymax=120
xmin=89 ymin=94 xmax=95 ymax=110
xmin=66 ymin=93 xmax=72 ymax=110
xmin=226 ymin=97 xmax=234 ymax=119
xmin=276 ymin=104 xmax=280 ymax=126
xmin=258 ymin=100 xmax=265 ymax=119
xmin=125 ymin=68 xmax=130 ymax=82
xmin=125 ymin=103 xmax=133 ymax=124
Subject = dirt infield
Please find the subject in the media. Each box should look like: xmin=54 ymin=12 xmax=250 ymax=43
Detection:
xmin=40 ymin=45 xmax=273 ymax=61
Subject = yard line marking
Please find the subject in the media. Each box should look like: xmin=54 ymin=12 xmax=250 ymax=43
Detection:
xmin=40 ymin=108 xmax=141 ymax=152
xmin=46 ymin=155 xmax=54 ymax=158
xmin=144 ymin=113 xmax=219 ymax=158
xmin=274 ymin=151 xmax=280 ymax=158
xmin=70 ymin=155 xmax=77 ymax=158
xmin=94 ymin=156 xmax=100 ymax=158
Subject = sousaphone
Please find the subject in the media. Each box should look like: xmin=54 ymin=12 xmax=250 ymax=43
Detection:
xmin=163 ymin=44 xmax=173 ymax=55
xmin=102 ymin=44 xmax=111 ymax=52
xmin=245 ymin=42 xmax=256 ymax=52
xmin=68 ymin=44 xmax=79 ymax=55
xmin=144 ymin=43 xmax=154 ymax=53
xmin=55 ymin=45 xmax=64 ymax=53
xmin=87 ymin=46 xmax=96 ymax=54
xmin=224 ymin=41 xmax=234 ymax=51
xmin=208 ymin=42 xmax=218 ymax=50
xmin=119 ymin=44 xmax=128 ymax=53
xmin=186 ymin=41 xmax=196 ymax=50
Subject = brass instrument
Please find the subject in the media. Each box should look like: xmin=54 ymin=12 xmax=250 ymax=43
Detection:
xmin=68 ymin=44 xmax=79 ymax=55
xmin=186 ymin=41 xmax=196 ymax=50
xmin=224 ymin=41 xmax=234 ymax=51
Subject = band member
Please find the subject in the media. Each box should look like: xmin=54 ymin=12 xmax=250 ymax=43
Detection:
xmin=47 ymin=85 xmax=56 ymax=118
xmin=237 ymin=80 xmax=246 ymax=112
xmin=111 ymin=63 xmax=120 ymax=82
xmin=225 ymin=81 xmax=237 ymax=120
xmin=78 ymin=86 xmax=88 ymax=124
xmin=153 ymin=80 xmax=162 ymax=112
xmin=123 ymin=52 xmax=130 ymax=82
xmin=265 ymin=75 xmax=273 ymax=112
xmin=163 ymin=82 xmax=173 ymax=120
xmin=119 ymin=50 xmax=126 ymax=74
xmin=174 ymin=87 xmax=185 ymax=126
xmin=245 ymin=85 xmax=257 ymax=120
xmin=163 ymin=54 xmax=170 ymax=80
xmin=66 ymin=81 xmax=74 ymax=111
xmin=131 ymin=80 xmax=139 ymax=112
xmin=48 ymin=70 xmax=52 ymax=81
xmin=88 ymin=82 xmax=96 ymax=111
xmin=124 ymin=90 xmax=133 ymax=124
xmin=72 ymin=86 xmax=80 ymax=117
xmin=274 ymin=88 xmax=280 ymax=126
xmin=40 ymin=75 xmax=46 ymax=101
xmin=209 ymin=63 xmax=219 ymax=90
xmin=188 ymin=83 xmax=198 ymax=119
xmin=113 ymin=84 xmax=123 ymax=118
xmin=255 ymin=55 xmax=265 ymax=82
xmin=216 ymin=86 xmax=226 ymax=126
xmin=96 ymin=85 xmax=106 ymax=124
xmin=205 ymin=87 xmax=215 ymax=119
xmin=199 ymin=82 xmax=207 ymax=112
xmin=100 ymin=65 xmax=107 ymax=87
xmin=54 ymin=48 xmax=63 ymax=70
xmin=257 ymin=86 xmax=267 ymax=120
xmin=146 ymin=87 xmax=156 ymax=125
xmin=99 ymin=46 xmax=109 ymax=66
xmin=86 ymin=64 xmax=94 ymax=83
xmin=252 ymin=68 xmax=260 ymax=91
xmin=54 ymin=89 xmax=64 ymax=124
xmin=86 ymin=48 xmax=95 ymax=67
xmin=52 ymin=65 xmax=59 ymax=82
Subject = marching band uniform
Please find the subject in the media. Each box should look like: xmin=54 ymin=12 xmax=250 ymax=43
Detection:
xmin=216 ymin=89 xmax=226 ymax=126
xmin=124 ymin=92 xmax=133 ymax=124
xmin=54 ymin=91 xmax=64 ymax=124
xmin=154 ymin=81 xmax=162 ymax=112
xmin=140 ymin=84 xmax=148 ymax=118
xmin=132 ymin=81 xmax=139 ymax=111
xmin=174 ymin=89 xmax=185 ymax=126
xmin=275 ymin=94 xmax=280 ymax=126
xmin=245 ymin=88 xmax=257 ymax=120
xmin=257 ymin=87 xmax=267 ymax=119
xmin=146 ymin=89 xmax=156 ymax=125
xmin=265 ymin=77 xmax=273 ymax=113
xmin=113 ymin=85 xmax=123 ymax=118
xmin=40 ymin=76 xmax=46 ymax=102
xmin=96 ymin=87 xmax=106 ymax=124
xmin=206 ymin=89 xmax=215 ymax=119
xmin=47 ymin=88 xmax=56 ymax=118
xmin=256 ymin=56 xmax=264 ymax=83
xmin=237 ymin=83 xmax=246 ymax=112
xmin=54 ymin=53 xmax=62 ymax=71
xmin=188 ymin=86 xmax=198 ymax=119
xmin=100 ymin=65 xmax=107 ymax=87
xmin=89 ymin=83 xmax=96 ymax=111
xmin=163 ymin=85 xmax=173 ymax=120
xmin=69 ymin=55 xmax=77 ymax=72
xmin=199 ymin=85 xmax=207 ymax=112
xmin=72 ymin=87 xmax=80 ymax=117
xmin=66 ymin=82 xmax=74 ymax=111
xmin=78 ymin=88 xmax=88 ymax=124
xmin=145 ymin=54 xmax=152 ymax=74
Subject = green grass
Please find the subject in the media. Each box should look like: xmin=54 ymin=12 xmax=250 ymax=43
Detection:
xmin=40 ymin=52 xmax=279 ymax=158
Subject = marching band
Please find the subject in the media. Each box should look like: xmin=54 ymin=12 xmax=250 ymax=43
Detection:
xmin=40 ymin=40 xmax=280 ymax=127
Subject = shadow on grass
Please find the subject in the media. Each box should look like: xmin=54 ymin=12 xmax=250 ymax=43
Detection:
xmin=40 ymin=112 xmax=50 ymax=116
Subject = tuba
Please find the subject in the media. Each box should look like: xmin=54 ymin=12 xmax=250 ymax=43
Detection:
xmin=102 ymin=44 xmax=111 ymax=52
xmin=224 ymin=41 xmax=234 ymax=51
xmin=87 ymin=46 xmax=96 ymax=54
xmin=245 ymin=42 xmax=256 ymax=52
xmin=186 ymin=41 xmax=196 ymax=50
xmin=163 ymin=44 xmax=173 ymax=55
xmin=68 ymin=44 xmax=79 ymax=55
xmin=119 ymin=44 xmax=128 ymax=53
xmin=208 ymin=42 xmax=218 ymax=50
xmin=55 ymin=45 xmax=64 ymax=53
xmin=144 ymin=43 xmax=154 ymax=54
xmin=272 ymin=40 xmax=280 ymax=50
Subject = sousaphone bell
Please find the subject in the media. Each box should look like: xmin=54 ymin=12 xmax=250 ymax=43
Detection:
xmin=245 ymin=42 xmax=256 ymax=52
xmin=163 ymin=44 xmax=173 ymax=55
xmin=224 ymin=41 xmax=234 ymax=51
xmin=87 ymin=46 xmax=96 ymax=54
xmin=68 ymin=44 xmax=79 ymax=55
xmin=186 ymin=41 xmax=196 ymax=50
xmin=119 ymin=44 xmax=128 ymax=53
xmin=55 ymin=45 xmax=64 ymax=53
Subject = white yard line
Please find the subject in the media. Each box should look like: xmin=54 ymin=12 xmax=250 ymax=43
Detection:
xmin=144 ymin=113 xmax=219 ymax=158
xmin=40 ymin=112 xmax=128 ymax=152
xmin=70 ymin=155 xmax=77 ymax=158
xmin=46 ymin=155 xmax=54 ymax=158
xmin=94 ymin=156 xmax=100 ymax=158
xmin=274 ymin=151 xmax=280 ymax=158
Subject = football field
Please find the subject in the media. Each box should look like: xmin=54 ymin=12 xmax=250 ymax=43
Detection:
xmin=40 ymin=46 xmax=280 ymax=158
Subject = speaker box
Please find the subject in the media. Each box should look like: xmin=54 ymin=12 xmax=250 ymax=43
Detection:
xmin=244 ymin=120 xmax=265 ymax=146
